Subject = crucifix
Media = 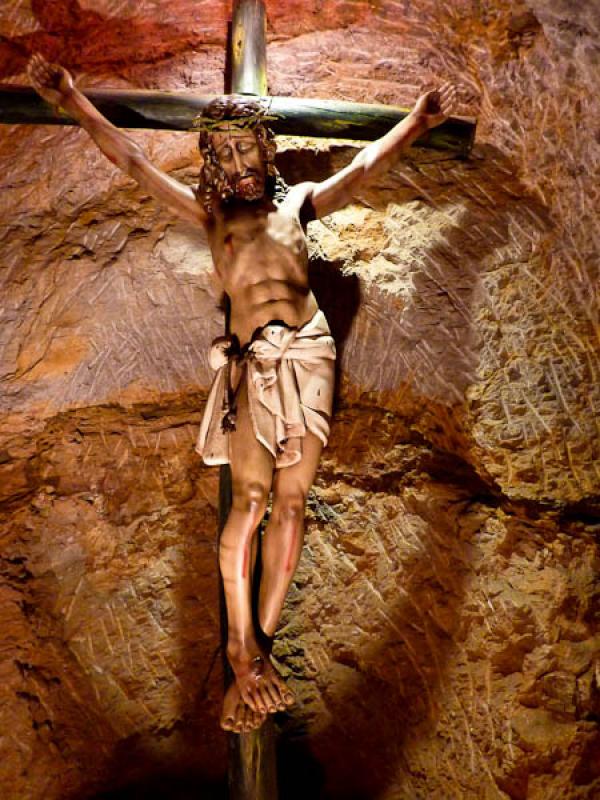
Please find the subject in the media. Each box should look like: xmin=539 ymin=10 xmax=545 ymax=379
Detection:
xmin=6 ymin=1 xmax=475 ymax=796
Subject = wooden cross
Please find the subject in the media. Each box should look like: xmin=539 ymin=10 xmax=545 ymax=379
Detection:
xmin=0 ymin=2 xmax=475 ymax=796
xmin=0 ymin=8 xmax=475 ymax=154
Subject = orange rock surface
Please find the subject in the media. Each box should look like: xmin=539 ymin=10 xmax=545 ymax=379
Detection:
xmin=0 ymin=1 xmax=598 ymax=798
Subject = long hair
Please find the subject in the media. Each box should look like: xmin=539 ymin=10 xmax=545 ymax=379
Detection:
xmin=193 ymin=96 xmax=279 ymax=214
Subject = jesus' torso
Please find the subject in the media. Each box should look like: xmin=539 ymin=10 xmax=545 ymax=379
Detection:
xmin=205 ymin=186 xmax=318 ymax=345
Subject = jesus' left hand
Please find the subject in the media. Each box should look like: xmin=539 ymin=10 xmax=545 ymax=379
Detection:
xmin=413 ymin=82 xmax=458 ymax=129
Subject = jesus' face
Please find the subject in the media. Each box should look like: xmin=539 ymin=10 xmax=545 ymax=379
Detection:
xmin=210 ymin=127 xmax=266 ymax=201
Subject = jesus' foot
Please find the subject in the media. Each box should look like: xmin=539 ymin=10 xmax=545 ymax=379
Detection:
xmin=221 ymin=681 xmax=266 ymax=733
xmin=227 ymin=646 xmax=295 ymax=715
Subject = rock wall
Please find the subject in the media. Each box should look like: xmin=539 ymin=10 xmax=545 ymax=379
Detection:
xmin=0 ymin=1 xmax=598 ymax=798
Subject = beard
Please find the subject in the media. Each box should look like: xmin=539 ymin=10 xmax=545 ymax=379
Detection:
xmin=231 ymin=169 xmax=265 ymax=201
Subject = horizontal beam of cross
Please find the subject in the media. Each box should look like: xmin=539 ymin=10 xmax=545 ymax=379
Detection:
xmin=0 ymin=87 xmax=476 ymax=156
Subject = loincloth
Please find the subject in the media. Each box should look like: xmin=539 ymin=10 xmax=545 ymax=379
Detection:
xmin=196 ymin=309 xmax=336 ymax=468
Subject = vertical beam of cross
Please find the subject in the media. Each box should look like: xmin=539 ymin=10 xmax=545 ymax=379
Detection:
xmin=231 ymin=0 xmax=267 ymax=95
xmin=218 ymin=3 xmax=279 ymax=799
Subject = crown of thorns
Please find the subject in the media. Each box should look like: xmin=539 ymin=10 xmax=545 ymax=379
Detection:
xmin=189 ymin=101 xmax=278 ymax=133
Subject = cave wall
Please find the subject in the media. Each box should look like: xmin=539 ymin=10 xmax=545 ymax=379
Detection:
xmin=0 ymin=1 xmax=598 ymax=798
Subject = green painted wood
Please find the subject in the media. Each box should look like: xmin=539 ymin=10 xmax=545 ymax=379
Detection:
xmin=0 ymin=86 xmax=476 ymax=155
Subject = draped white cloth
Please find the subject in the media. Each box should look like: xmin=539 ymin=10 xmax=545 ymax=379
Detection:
xmin=196 ymin=310 xmax=336 ymax=468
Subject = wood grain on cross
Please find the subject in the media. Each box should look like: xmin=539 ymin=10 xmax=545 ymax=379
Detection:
xmin=0 ymin=1 xmax=476 ymax=796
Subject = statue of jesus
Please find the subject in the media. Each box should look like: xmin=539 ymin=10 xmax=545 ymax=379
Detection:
xmin=28 ymin=52 xmax=457 ymax=734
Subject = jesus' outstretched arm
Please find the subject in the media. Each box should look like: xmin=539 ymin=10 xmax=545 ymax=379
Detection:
xmin=296 ymin=83 xmax=458 ymax=220
xmin=27 ymin=53 xmax=208 ymax=229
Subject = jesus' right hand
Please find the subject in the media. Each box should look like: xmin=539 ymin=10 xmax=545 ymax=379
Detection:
xmin=27 ymin=53 xmax=74 ymax=108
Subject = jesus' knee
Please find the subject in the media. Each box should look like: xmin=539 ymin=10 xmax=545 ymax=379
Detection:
xmin=220 ymin=481 xmax=268 ymax=577
xmin=271 ymin=490 xmax=306 ymax=530
xmin=230 ymin=480 xmax=269 ymax=527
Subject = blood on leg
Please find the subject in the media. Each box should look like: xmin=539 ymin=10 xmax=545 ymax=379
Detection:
xmin=219 ymin=381 xmax=294 ymax=716
xmin=258 ymin=431 xmax=324 ymax=638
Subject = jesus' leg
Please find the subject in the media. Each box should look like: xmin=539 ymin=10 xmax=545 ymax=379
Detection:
xmin=220 ymin=527 xmax=264 ymax=732
xmin=257 ymin=430 xmax=324 ymax=659
xmin=219 ymin=383 xmax=292 ymax=728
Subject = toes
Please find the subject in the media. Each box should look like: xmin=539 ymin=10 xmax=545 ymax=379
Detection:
xmin=254 ymin=684 xmax=270 ymax=714
xmin=248 ymin=703 xmax=261 ymax=732
xmin=230 ymin=698 xmax=266 ymax=733
xmin=258 ymin=684 xmax=276 ymax=714
xmin=244 ymin=705 xmax=260 ymax=733
xmin=241 ymin=685 xmax=261 ymax=713
xmin=276 ymin=696 xmax=287 ymax=712
xmin=253 ymin=710 xmax=266 ymax=730
xmin=221 ymin=712 xmax=235 ymax=731
xmin=262 ymin=678 xmax=291 ymax=712
xmin=233 ymin=705 xmax=245 ymax=733
xmin=242 ymin=703 xmax=263 ymax=733
xmin=270 ymin=684 xmax=287 ymax=712
xmin=239 ymin=684 xmax=255 ymax=711
xmin=277 ymin=678 xmax=295 ymax=707
xmin=271 ymin=673 xmax=294 ymax=707
xmin=239 ymin=705 xmax=251 ymax=733
xmin=281 ymin=684 xmax=295 ymax=706
xmin=284 ymin=691 xmax=295 ymax=706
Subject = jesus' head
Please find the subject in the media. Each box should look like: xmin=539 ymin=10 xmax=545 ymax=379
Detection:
xmin=193 ymin=97 xmax=278 ymax=212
